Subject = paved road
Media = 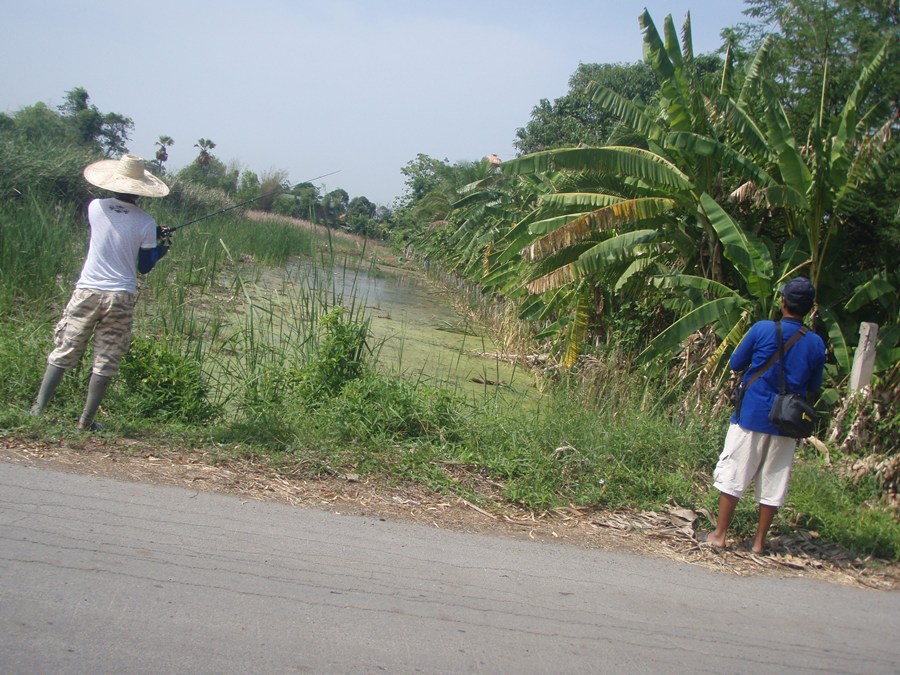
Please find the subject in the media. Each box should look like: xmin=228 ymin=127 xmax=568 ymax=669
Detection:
xmin=1 ymin=462 xmax=897 ymax=674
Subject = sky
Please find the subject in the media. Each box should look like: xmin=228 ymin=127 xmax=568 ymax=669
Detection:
xmin=2 ymin=0 xmax=750 ymax=206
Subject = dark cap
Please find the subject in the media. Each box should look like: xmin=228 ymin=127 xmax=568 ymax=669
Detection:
xmin=780 ymin=276 xmax=816 ymax=311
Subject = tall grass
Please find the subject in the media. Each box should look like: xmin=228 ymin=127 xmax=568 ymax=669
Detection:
xmin=0 ymin=196 xmax=82 ymax=313
xmin=0 ymin=139 xmax=96 ymax=203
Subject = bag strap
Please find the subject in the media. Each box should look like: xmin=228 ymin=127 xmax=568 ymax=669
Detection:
xmin=776 ymin=321 xmax=786 ymax=395
xmin=743 ymin=322 xmax=808 ymax=393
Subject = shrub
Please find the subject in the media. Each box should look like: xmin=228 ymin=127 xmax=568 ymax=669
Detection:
xmin=327 ymin=374 xmax=469 ymax=443
xmin=119 ymin=336 xmax=216 ymax=423
xmin=294 ymin=307 xmax=371 ymax=404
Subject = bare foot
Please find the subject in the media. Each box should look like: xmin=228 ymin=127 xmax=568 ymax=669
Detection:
xmin=697 ymin=531 xmax=727 ymax=550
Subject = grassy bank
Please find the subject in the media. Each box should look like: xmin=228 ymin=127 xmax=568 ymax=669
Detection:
xmin=1 ymin=197 xmax=897 ymax=562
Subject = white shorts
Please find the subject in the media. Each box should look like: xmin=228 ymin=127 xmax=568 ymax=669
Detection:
xmin=713 ymin=424 xmax=797 ymax=507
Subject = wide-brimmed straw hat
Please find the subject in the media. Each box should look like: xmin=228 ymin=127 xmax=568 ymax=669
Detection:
xmin=83 ymin=154 xmax=169 ymax=197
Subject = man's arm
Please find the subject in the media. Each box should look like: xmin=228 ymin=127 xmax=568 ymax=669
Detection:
xmin=729 ymin=323 xmax=758 ymax=372
xmin=137 ymin=224 xmax=171 ymax=274
xmin=138 ymin=243 xmax=168 ymax=274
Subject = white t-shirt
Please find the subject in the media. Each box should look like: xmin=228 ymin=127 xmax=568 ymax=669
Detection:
xmin=75 ymin=198 xmax=158 ymax=294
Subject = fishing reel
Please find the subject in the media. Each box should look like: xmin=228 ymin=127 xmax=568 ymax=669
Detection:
xmin=156 ymin=225 xmax=173 ymax=245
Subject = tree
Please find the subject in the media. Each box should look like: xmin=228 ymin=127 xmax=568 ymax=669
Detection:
xmin=154 ymin=135 xmax=174 ymax=172
xmin=99 ymin=112 xmax=132 ymax=157
xmin=57 ymin=87 xmax=133 ymax=156
xmin=727 ymin=0 xmax=899 ymax=133
xmin=458 ymin=10 xmax=897 ymax=383
xmin=398 ymin=153 xmax=454 ymax=206
xmin=322 ymin=188 xmax=350 ymax=227
xmin=725 ymin=0 xmax=900 ymax=286
xmin=291 ymin=182 xmax=322 ymax=221
xmin=8 ymin=102 xmax=69 ymax=145
xmin=347 ymin=196 xmax=377 ymax=235
xmin=514 ymin=62 xmax=659 ymax=154
xmin=257 ymin=170 xmax=288 ymax=211
xmin=194 ymin=138 xmax=216 ymax=167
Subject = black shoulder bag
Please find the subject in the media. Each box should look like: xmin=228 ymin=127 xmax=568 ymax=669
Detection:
xmin=768 ymin=322 xmax=818 ymax=438
xmin=731 ymin=322 xmax=807 ymax=420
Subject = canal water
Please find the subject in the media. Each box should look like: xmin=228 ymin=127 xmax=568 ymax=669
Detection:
xmin=290 ymin=258 xmax=536 ymax=402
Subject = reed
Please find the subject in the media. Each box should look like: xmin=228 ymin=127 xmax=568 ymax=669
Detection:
xmin=0 ymin=195 xmax=82 ymax=313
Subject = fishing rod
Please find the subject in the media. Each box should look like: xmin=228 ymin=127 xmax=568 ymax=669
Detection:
xmin=163 ymin=169 xmax=341 ymax=235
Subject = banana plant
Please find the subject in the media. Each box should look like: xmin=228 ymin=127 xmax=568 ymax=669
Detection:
xmin=496 ymin=11 xmax=786 ymax=369
xmin=726 ymin=36 xmax=897 ymax=380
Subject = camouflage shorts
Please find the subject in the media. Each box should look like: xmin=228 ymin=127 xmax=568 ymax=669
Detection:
xmin=48 ymin=288 xmax=136 ymax=377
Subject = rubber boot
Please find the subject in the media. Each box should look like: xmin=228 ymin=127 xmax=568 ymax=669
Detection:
xmin=31 ymin=364 xmax=66 ymax=415
xmin=78 ymin=374 xmax=111 ymax=430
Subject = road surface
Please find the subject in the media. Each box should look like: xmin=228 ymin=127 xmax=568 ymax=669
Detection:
xmin=1 ymin=462 xmax=897 ymax=673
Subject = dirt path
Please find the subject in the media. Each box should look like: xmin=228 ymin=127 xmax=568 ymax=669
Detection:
xmin=2 ymin=432 xmax=896 ymax=591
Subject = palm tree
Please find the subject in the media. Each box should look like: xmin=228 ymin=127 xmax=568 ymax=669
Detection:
xmin=194 ymin=138 xmax=216 ymax=167
xmin=154 ymin=135 xmax=174 ymax=170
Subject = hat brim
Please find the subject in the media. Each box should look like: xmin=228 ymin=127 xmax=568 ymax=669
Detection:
xmin=83 ymin=159 xmax=170 ymax=197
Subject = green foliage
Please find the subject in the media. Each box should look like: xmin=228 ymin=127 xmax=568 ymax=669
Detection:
xmin=729 ymin=0 xmax=899 ymax=134
xmin=148 ymin=178 xmax=233 ymax=226
xmin=321 ymin=188 xmax=350 ymax=227
xmin=514 ymin=61 xmax=659 ymax=153
xmin=460 ymin=383 xmax=722 ymax=511
xmin=177 ymin=154 xmax=237 ymax=194
xmin=294 ymin=307 xmax=370 ymax=402
xmin=119 ymin=336 xmax=217 ymax=423
xmin=0 ymin=318 xmax=53 ymax=409
xmin=0 ymin=133 xmax=97 ymax=203
xmin=789 ymin=460 xmax=900 ymax=561
xmin=53 ymin=87 xmax=134 ymax=157
xmin=0 ymin=196 xmax=82 ymax=313
xmin=346 ymin=195 xmax=377 ymax=235
xmin=328 ymin=374 xmax=466 ymax=443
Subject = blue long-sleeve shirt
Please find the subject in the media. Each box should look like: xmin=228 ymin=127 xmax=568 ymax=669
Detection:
xmin=730 ymin=318 xmax=826 ymax=435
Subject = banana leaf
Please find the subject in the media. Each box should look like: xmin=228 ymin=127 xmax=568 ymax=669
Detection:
xmin=586 ymin=85 xmax=662 ymax=142
xmin=845 ymin=274 xmax=897 ymax=312
xmin=503 ymin=147 xmax=692 ymax=192
xmin=573 ymin=229 xmax=658 ymax=272
xmin=699 ymin=193 xmax=772 ymax=298
xmin=651 ymin=273 xmax=738 ymax=299
xmin=614 ymin=258 xmax=654 ymax=291
xmin=833 ymin=39 xmax=891 ymax=163
xmin=537 ymin=192 xmax=624 ymax=213
xmin=642 ymin=296 xmax=743 ymax=361
xmin=762 ymin=84 xmax=812 ymax=197
xmin=528 ymin=213 xmax=590 ymax=237
xmin=667 ymin=131 xmax=774 ymax=186
xmin=818 ymin=307 xmax=852 ymax=374
xmin=528 ymin=197 xmax=675 ymax=258
xmin=640 ymin=10 xmax=691 ymax=132
xmin=737 ymin=35 xmax=775 ymax=108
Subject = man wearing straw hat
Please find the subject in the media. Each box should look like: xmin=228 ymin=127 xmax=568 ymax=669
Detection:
xmin=30 ymin=154 xmax=171 ymax=430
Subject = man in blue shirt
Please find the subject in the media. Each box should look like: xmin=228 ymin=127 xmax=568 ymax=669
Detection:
xmin=700 ymin=277 xmax=826 ymax=554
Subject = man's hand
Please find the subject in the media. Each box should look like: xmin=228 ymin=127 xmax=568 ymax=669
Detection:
xmin=156 ymin=225 xmax=173 ymax=246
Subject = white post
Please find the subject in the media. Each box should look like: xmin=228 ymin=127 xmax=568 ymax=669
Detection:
xmin=849 ymin=322 xmax=878 ymax=392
